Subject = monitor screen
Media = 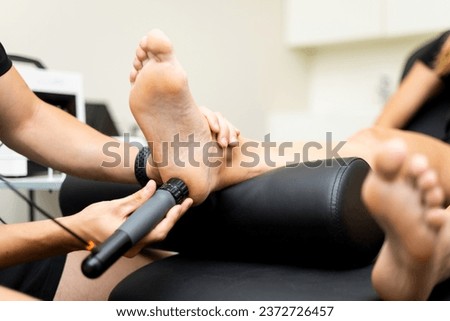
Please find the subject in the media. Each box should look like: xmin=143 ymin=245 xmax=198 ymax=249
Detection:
xmin=16 ymin=66 xmax=86 ymax=175
xmin=34 ymin=91 xmax=77 ymax=117
xmin=16 ymin=66 xmax=85 ymax=122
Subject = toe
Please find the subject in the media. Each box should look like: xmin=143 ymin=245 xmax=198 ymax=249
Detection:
xmin=407 ymin=154 xmax=429 ymax=179
xmin=424 ymin=186 xmax=445 ymax=208
xmin=136 ymin=45 xmax=149 ymax=63
xmin=133 ymin=57 xmax=143 ymax=71
xmin=374 ymin=139 xmax=408 ymax=180
xmin=145 ymin=29 xmax=174 ymax=58
xmin=130 ymin=69 xmax=138 ymax=84
xmin=417 ymin=170 xmax=438 ymax=191
xmin=426 ymin=208 xmax=447 ymax=229
xmin=139 ymin=35 xmax=149 ymax=50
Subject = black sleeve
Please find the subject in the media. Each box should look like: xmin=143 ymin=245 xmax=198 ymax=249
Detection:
xmin=415 ymin=31 xmax=450 ymax=68
xmin=0 ymin=42 xmax=13 ymax=77
xmin=402 ymin=30 xmax=450 ymax=79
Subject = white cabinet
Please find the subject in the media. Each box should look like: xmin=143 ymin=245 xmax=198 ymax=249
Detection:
xmin=284 ymin=0 xmax=450 ymax=47
xmin=386 ymin=0 xmax=450 ymax=37
xmin=284 ymin=0 xmax=382 ymax=46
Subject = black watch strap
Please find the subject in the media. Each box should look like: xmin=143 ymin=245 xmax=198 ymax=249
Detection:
xmin=134 ymin=146 xmax=151 ymax=186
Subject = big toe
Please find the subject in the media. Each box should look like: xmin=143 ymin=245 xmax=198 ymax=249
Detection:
xmin=374 ymin=139 xmax=408 ymax=181
xmin=143 ymin=29 xmax=174 ymax=57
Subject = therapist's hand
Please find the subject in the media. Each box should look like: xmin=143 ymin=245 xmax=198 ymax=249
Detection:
xmin=199 ymin=106 xmax=241 ymax=148
xmin=66 ymin=180 xmax=192 ymax=257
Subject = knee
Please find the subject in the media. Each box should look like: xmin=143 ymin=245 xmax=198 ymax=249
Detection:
xmin=346 ymin=127 xmax=387 ymax=164
xmin=348 ymin=127 xmax=384 ymax=145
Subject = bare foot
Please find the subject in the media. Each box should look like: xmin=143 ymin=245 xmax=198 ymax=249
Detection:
xmin=129 ymin=29 xmax=219 ymax=204
xmin=362 ymin=139 xmax=448 ymax=300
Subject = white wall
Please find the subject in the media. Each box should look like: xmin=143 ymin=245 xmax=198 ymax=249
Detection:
xmin=268 ymin=34 xmax=435 ymax=141
xmin=0 ymin=0 xmax=306 ymax=139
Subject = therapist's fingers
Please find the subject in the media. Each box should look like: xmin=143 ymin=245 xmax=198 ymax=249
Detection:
xmin=198 ymin=106 xmax=240 ymax=148
xmin=226 ymin=119 xmax=240 ymax=147
xmin=126 ymin=197 xmax=193 ymax=257
xmin=199 ymin=105 xmax=220 ymax=133
xmin=110 ymin=180 xmax=157 ymax=219
xmin=147 ymin=197 xmax=193 ymax=242
xmin=215 ymin=111 xmax=231 ymax=147
xmin=75 ymin=180 xmax=158 ymax=247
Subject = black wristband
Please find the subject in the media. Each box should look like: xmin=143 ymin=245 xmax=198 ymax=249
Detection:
xmin=134 ymin=146 xmax=151 ymax=187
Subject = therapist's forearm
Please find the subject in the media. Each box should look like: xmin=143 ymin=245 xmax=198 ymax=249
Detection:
xmin=4 ymin=100 xmax=156 ymax=184
xmin=0 ymin=218 xmax=79 ymax=268
xmin=375 ymin=62 xmax=443 ymax=129
xmin=0 ymin=65 xmax=158 ymax=184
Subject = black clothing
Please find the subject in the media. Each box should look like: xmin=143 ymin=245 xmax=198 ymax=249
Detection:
xmin=401 ymin=31 xmax=450 ymax=142
xmin=0 ymin=256 xmax=66 ymax=300
xmin=0 ymin=42 xmax=66 ymax=300
xmin=0 ymin=42 xmax=12 ymax=77
xmin=402 ymin=30 xmax=450 ymax=84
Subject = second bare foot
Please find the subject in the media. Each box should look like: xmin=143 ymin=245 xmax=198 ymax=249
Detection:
xmin=362 ymin=139 xmax=446 ymax=300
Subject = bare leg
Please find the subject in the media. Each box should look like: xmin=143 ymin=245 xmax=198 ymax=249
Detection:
xmin=0 ymin=286 xmax=37 ymax=300
xmin=54 ymin=249 xmax=172 ymax=300
xmin=128 ymin=29 xmax=369 ymax=197
xmin=348 ymin=127 xmax=450 ymax=204
xmin=362 ymin=139 xmax=450 ymax=300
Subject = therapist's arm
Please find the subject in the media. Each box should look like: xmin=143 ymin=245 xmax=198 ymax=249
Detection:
xmin=0 ymin=65 xmax=158 ymax=183
xmin=0 ymin=65 xmax=239 ymax=184
xmin=374 ymin=61 xmax=444 ymax=129
xmin=0 ymin=181 xmax=191 ymax=268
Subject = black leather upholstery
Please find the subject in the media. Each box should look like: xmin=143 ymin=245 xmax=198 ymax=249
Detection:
xmin=110 ymin=255 xmax=378 ymax=301
xmin=60 ymin=157 xmax=382 ymax=267
xmin=151 ymin=157 xmax=382 ymax=268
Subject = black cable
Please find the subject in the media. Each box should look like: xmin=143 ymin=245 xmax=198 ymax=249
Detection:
xmin=0 ymin=173 xmax=94 ymax=250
